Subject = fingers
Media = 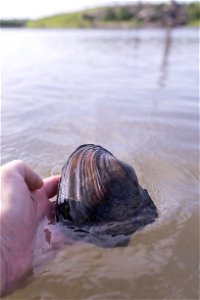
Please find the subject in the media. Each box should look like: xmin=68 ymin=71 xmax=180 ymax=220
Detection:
xmin=23 ymin=164 xmax=43 ymax=191
xmin=1 ymin=160 xmax=60 ymax=197
xmin=43 ymin=175 xmax=60 ymax=199
xmin=18 ymin=160 xmax=43 ymax=190
xmin=1 ymin=160 xmax=43 ymax=191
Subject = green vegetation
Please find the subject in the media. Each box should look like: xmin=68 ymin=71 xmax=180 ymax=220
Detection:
xmin=1 ymin=2 xmax=199 ymax=29
xmin=189 ymin=19 xmax=200 ymax=26
xmin=26 ymin=12 xmax=91 ymax=28
xmin=26 ymin=7 xmax=144 ymax=29
xmin=186 ymin=2 xmax=200 ymax=26
xmin=100 ymin=7 xmax=134 ymax=22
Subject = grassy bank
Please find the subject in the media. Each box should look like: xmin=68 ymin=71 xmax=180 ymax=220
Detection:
xmin=26 ymin=12 xmax=91 ymax=28
xmin=26 ymin=12 xmax=144 ymax=29
xmin=1 ymin=2 xmax=199 ymax=29
xmin=186 ymin=2 xmax=200 ymax=26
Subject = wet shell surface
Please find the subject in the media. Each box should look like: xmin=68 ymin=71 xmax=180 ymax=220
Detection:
xmin=55 ymin=144 xmax=158 ymax=247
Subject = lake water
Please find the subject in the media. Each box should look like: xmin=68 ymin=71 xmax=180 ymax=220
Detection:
xmin=1 ymin=28 xmax=199 ymax=299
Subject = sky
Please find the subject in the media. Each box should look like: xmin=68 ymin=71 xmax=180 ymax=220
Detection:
xmin=0 ymin=0 xmax=193 ymax=20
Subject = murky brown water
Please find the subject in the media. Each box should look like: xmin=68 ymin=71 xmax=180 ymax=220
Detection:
xmin=1 ymin=28 xmax=199 ymax=299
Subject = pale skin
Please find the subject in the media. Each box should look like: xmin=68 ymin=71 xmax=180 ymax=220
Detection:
xmin=0 ymin=160 xmax=60 ymax=296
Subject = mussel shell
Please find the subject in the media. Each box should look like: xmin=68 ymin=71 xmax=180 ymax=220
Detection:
xmin=57 ymin=187 xmax=157 ymax=248
xmin=56 ymin=144 xmax=158 ymax=242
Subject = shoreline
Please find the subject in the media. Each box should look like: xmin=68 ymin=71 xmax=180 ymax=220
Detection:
xmin=1 ymin=24 xmax=199 ymax=30
xmin=1 ymin=2 xmax=199 ymax=29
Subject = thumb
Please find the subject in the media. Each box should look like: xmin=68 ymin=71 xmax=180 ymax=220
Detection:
xmin=43 ymin=175 xmax=61 ymax=199
xmin=34 ymin=176 xmax=60 ymax=221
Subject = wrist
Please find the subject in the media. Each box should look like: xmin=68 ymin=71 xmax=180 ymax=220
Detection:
xmin=0 ymin=255 xmax=7 ymax=296
xmin=0 ymin=226 xmax=34 ymax=296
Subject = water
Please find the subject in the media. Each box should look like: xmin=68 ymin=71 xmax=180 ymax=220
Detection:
xmin=1 ymin=28 xmax=199 ymax=299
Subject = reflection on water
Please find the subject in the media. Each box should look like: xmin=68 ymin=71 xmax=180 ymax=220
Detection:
xmin=1 ymin=28 xmax=199 ymax=299
xmin=159 ymin=28 xmax=172 ymax=88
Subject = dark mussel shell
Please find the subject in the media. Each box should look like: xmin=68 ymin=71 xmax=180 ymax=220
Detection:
xmin=56 ymin=144 xmax=158 ymax=247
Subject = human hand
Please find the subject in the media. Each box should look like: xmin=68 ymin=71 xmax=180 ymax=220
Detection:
xmin=0 ymin=160 xmax=60 ymax=296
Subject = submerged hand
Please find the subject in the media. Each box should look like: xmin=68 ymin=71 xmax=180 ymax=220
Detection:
xmin=0 ymin=160 xmax=60 ymax=296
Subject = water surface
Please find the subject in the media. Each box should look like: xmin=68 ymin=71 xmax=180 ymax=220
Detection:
xmin=1 ymin=28 xmax=199 ymax=299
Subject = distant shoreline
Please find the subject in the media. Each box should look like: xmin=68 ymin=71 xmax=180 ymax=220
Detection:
xmin=1 ymin=25 xmax=199 ymax=30
xmin=1 ymin=2 xmax=199 ymax=29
